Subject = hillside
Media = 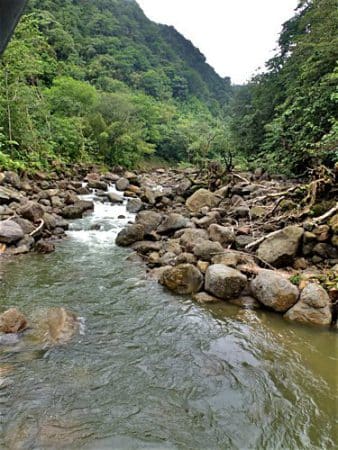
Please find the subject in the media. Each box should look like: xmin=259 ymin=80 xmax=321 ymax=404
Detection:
xmin=0 ymin=0 xmax=232 ymax=170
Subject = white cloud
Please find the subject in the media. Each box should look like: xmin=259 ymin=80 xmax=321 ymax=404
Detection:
xmin=137 ymin=0 xmax=299 ymax=84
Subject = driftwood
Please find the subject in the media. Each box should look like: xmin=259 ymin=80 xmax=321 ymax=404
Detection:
xmin=29 ymin=219 xmax=44 ymax=237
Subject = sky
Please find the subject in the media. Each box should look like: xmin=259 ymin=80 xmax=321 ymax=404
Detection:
xmin=137 ymin=0 xmax=299 ymax=84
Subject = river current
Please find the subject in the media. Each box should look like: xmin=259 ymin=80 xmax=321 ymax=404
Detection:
xmin=0 ymin=186 xmax=337 ymax=449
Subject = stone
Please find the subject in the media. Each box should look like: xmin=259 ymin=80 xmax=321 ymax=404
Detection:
xmin=257 ymin=226 xmax=304 ymax=267
xmin=136 ymin=210 xmax=162 ymax=234
xmin=18 ymin=201 xmax=44 ymax=223
xmin=0 ymin=308 xmax=27 ymax=333
xmin=205 ymin=264 xmax=247 ymax=300
xmin=179 ymin=228 xmax=209 ymax=252
xmin=193 ymin=211 xmax=220 ymax=229
xmin=4 ymin=171 xmax=21 ymax=189
xmin=176 ymin=252 xmax=197 ymax=265
xmin=329 ymin=214 xmax=338 ymax=234
xmin=107 ymin=192 xmax=124 ymax=204
xmin=116 ymin=177 xmax=130 ymax=191
xmin=0 ymin=186 xmax=22 ymax=204
xmin=157 ymin=213 xmax=189 ymax=234
xmin=46 ymin=307 xmax=79 ymax=345
xmin=212 ymin=251 xmax=240 ymax=267
xmin=250 ymin=206 xmax=266 ymax=219
xmin=192 ymin=292 xmax=220 ymax=304
xmin=160 ymin=264 xmax=203 ymax=294
xmin=284 ymin=283 xmax=332 ymax=327
xmin=0 ymin=220 xmax=24 ymax=244
xmin=12 ymin=217 xmax=35 ymax=235
xmin=208 ymin=224 xmax=235 ymax=245
xmin=251 ymin=270 xmax=299 ymax=312
xmin=229 ymin=296 xmax=261 ymax=309
xmin=193 ymin=240 xmax=224 ymax=262
xmin=87 ymin=180 xmax=108 ymax=191
xmin=116 ymin=224 xmax=144 ymax=246
xmin=196 ymin=260 xmax=210 ymax=273
xmin=159 ymin=252 xmax=176 ymax=266
xmin=35 ymin=240 xmax=55 ymax=253
xmin=126 ymin=198 xmax=143 ymax=213
xmin=176 ymin=179 xmax=192 ymax=196
xmin=61 ymin=201 xmax=94 ymax=219
xmin=313 ymin=243 xmax=338 ymax=259
xmin=43 ymin=213 xmax=57 ymax=230
xmin=186 ymin=189 xmax=221 ymax=212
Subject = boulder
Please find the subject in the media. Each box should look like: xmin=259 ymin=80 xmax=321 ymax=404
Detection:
xmin=257 ymin=226 xmax=304 ymax=267
xmin=0 ymin=186 xmax=22 ymax=204
xmin=0 ymin=220 xmax=24 ymax=244
xmin=0 ymin=308 xmax=28 ymax=333
xmin=186 ymin=189 xmax=221 ymax=212
xmin=126 ymin=198 xmax=143 ymax=213
xmin=116 ymin=223 xmax=144 ymax=246
xmin=87 ymin=180 xmax=108 ymax=191
xmin=135 ymin=210 xmax=162 ymax=234
xmin=251 ymin=270 xmax=299 ymax=312
xmin=18 ymin=201 xmax=44 ymax=223
xmin=35 ymin=240 xmax=55 ymax=253
xmin=107 ymin=192 xmax=124 ymax=204
xmin=157 ymin=213 xmax=189 ymax=234
xmin=61 ymin=200 xmax=94 ymax=219
xmin=208 ymin=224 xmax=236 ymax=246
xmin=193 ymin=211 xmax=220 ymax=229
xmin=12 ymin=217 xmax=35 ymax=235
xmin=284 ymin=283 xmax=332 ymax=327
xmin=132 ymin=240 xmax=162 ymax=254
xmin=160 ymin=264 xmax=203 ymax=294
xmin=179 ymin=228 xmax=209 ymax=252
xmin=193 ymin=239 xmax=224 ymax=262
xmin=116 ymin=177 xmax=129 ymax=191
xmin=205 ymin=264 xmax=247 ymax=300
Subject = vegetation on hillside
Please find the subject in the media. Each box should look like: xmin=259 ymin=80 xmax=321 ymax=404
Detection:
xmin=0 ymin=0 xmax=336 ymax=174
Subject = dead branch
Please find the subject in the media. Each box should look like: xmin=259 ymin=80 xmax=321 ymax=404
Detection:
xmin=245 ymin=228 xmax=283 ymax=251
xmin=29 ymin=219 xmax=44 ymax=237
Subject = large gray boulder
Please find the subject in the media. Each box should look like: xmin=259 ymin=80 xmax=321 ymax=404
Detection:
xmin=160 ymin=264 xmax=203 ymax=294
xmin=208 ymin=224 xmax=236 ymax=246
xmin=116 ymin=223 xmax=144 ymax=246
xmin=205 ymin=264 xmax=247 ymax=299
xmin=251 ymin=270 xmax=299 ymax=312
xmin=186 ymin=189 xmax=221 ymax=212
xmin=18 ymin=201 xmax=44 ymax=223
xmin=0 ymin=220 xmax=24 ymax=244
xmin=193 ymin=239 xmax=224 ymax=262
xmin=257 ymin=226 xmax=304 ymax=267
xmin=157 ymin=213 xmax=189 ymax=234
xmin=284 ymin=283 xmax=332 ymax=327
xmin=126 ymin=198 xmax=143 ymax=213
xmin=116 ymin=177 xmax=129 ymax=191
xmin=135 ymin=210 xmax=162 ymax=234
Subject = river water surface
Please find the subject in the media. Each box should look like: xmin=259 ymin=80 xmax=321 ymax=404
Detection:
xmin=0 ymin=188 xmax=337 ymax=449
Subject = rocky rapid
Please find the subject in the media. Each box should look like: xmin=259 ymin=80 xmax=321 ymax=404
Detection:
xmin=0 ymin=167 xmax=337 ymax=449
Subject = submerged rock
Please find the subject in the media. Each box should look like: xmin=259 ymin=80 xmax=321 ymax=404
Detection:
xmin=251 ymin=270 xmax=299 ymax=312
xmin=205 ymin=264 xmax=247 ymax=300
xmin=284 ymin=283 xmax=332 ymax=327
xmin=46 ymin=307 xmax=79 ymax=345
xmin=0 ymin=308 xmax=28 ymax=333
xmin=257 ymin=226 xmax=304 ymax=267
xmin=160 ymin=263 xmax=203 ymax=294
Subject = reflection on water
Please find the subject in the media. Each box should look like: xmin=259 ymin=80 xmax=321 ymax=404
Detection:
xmin=0 ymin=188 xmax=337 ymax=449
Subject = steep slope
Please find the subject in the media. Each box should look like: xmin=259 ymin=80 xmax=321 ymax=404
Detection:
xmin=26 ymin=0 xmax=231 ymax=108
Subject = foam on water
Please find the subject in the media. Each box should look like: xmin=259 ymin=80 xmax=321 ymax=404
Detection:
xmin=67 ymin=184 xmax=135 ymax=245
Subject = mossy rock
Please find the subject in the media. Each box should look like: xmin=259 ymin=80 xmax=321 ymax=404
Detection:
xmin=310 ymin=200 xmax=336 ymax=217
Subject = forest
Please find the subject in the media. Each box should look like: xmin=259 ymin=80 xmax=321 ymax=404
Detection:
xmin=0 ymin=0 xmax=337 ymax=174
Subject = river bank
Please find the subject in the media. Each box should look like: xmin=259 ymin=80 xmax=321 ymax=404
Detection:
xmin=0 ymin=165 xmax=337 ymax=333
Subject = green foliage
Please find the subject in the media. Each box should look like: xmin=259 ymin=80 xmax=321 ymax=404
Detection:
xmin=230 ymin=0 xmax=338 ymax=174
xmin=0 ymin=0 xmax=232 ymax=170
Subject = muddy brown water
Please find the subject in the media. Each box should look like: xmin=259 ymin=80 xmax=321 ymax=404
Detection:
xmin=0 ymin=188 xmax=337 ymax=449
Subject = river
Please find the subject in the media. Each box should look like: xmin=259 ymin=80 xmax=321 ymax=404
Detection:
xmin=0 ymin=186 xmax=337 ymax=449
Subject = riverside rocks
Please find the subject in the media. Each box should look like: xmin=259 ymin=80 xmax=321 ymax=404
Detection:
xmin=0 ymin=308 xmax=28 ymax=333
xmin=257 ymin=226 xmax=304 ymax=267
xmin=160 ymin=264 xmax=203 ymax=294
xmin=205 ymin=264 xmax=247 ymax=299
xmin=116 ymin=223 xmax=145 ymax=246
xmin=186 ymin=189 xmax=221 ymax=212
xmin=0 ymin=220 xmax=24 ymax=244
xmin=284 ymin=283 xmax=332 ymax=326
xmin=251 ymin=270 xmax=299 ymax=312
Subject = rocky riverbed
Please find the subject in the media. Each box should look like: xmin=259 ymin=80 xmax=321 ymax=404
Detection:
xmin=0 ymin=166 xmax=337 ymax=333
